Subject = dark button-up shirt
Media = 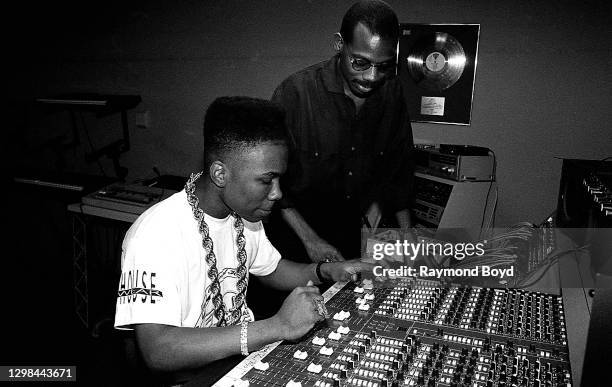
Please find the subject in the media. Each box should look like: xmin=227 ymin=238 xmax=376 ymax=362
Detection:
xmin=271 ymin=55 xmax=414 ymax=242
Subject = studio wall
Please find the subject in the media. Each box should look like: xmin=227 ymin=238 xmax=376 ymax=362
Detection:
xmin=7 ymin=0 xmax=612 ymax=226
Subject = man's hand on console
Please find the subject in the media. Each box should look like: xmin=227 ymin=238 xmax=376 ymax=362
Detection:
xmin=304 ymin=236 xmax=345 ymax=263
xmin=273 ymin=284 xmax=325 ymax=341
xmin=318 ymin=259 xmax=378 ymax=283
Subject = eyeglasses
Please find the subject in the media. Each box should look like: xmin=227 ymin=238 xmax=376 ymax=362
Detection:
xmin=348 ymin=56 xmax=396 ymax=73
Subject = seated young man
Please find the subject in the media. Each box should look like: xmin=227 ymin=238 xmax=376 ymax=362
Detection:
xmin=114 ymin=96 xmax=373 ymax=379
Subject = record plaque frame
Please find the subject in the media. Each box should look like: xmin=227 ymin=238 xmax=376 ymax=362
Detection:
xmin=398 ymin=23 xmax=480 ymax=125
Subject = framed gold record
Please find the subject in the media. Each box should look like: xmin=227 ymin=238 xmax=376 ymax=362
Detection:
xmin=398 ymin=24 xmax=480 ymax=125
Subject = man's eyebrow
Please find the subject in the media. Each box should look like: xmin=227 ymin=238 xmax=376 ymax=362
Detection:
xmin=260 ymin=172 xmax=281 ymax=177
xmin=351 ymin=53 xmax=395 ymax=64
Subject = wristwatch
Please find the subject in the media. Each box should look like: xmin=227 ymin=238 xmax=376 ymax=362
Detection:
xmin=316 ymin=259 xmax=330 ymax=283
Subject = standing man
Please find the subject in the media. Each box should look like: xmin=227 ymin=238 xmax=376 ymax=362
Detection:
xmin=267 ymin=0 xmax=414 ymax=265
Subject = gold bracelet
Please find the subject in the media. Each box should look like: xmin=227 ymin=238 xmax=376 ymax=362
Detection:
xmin=240 ymin=321 xmax=249 ymax=356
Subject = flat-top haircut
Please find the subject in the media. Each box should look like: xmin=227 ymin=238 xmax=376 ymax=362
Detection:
xmin=340 ymin=0 xmax=400 ymax=45
xmin=203 ymin=96 xmax=288 ymax=164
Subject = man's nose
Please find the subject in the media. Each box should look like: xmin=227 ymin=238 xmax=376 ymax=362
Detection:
xmin=268 ymin=180 xmax=283 ymax=201
xmin=363 ymin=65 xmax=382 ymax=82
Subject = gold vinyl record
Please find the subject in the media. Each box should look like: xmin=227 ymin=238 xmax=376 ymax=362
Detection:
xmin=406 ymin=32 xmax=467 ymax=92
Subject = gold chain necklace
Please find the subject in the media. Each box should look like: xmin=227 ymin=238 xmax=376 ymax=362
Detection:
xmin=185 ymin=171 xmax=249 ymax=327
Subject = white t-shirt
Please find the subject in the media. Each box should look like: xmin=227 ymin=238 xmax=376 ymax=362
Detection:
xmin=114 ymin=190 xmax=281 ymax=330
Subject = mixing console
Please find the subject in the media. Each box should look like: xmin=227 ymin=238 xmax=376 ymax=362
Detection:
xmin=233 ymin=279 xmax=572 ymax=387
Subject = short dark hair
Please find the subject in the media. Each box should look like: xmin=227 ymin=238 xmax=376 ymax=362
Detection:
xmin=203 ymin=96 xmax=288 ymax=164
xmin=340 ymin=0 xmax=399 ymax=45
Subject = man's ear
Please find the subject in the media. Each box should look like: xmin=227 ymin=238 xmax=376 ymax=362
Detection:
xmin=209 ymin=161 xmax=227 ymax=188
xmin=333 ymin=32 xmax=344 ymax=52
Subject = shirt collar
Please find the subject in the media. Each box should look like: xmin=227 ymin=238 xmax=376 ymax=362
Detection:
xmin=322 ymin=54 xmax=346 ymax=94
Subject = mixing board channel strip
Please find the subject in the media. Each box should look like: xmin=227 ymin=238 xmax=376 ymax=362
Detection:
xmin=237 ymin=278 xmax=572 ymax=387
